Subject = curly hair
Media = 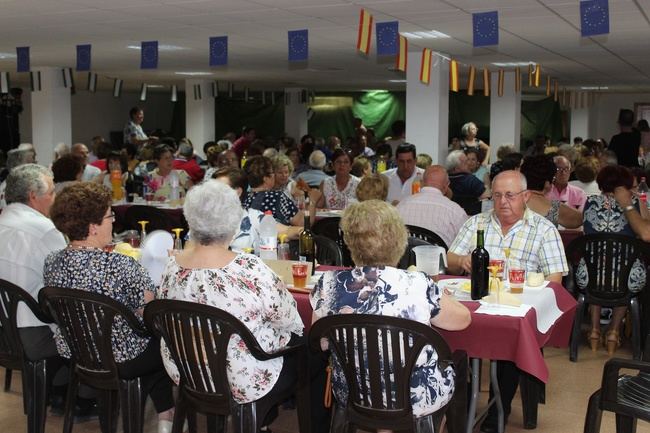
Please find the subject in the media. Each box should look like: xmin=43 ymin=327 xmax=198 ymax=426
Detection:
xmin=50 ymin=182 xmax=111 ymax=241
xmin=243 ymin=155 xmax=273 ymax=188
xmin=356 ymin=174 xmax=388 ymax=202
xmin=340 ymin=200 xmax=407 ymax=267
xmin=597 ymin=165 xmax=633 ymax=193
xmin=520 ymin=154 xmax=556 ymax=192
xmin=351 ymin=156 xmax=370 ymax=177
xmin=51 ymin=154 xmax=84 ymax=183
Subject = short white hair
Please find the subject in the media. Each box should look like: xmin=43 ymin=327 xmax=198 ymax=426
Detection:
xmin=445 ymin=150 xmax=465 ymax=172
xmin=183 ymin=181 xmax=244 ymax=246
xmin=492 ymin=170 xmax=527 ymax=191
xmin=308 ymin=150 xmax=326 ymax=169
xmin=5 ymin=164 xmax=51 ymax=205
xmin=53 ymin=142 xmax=70 ymax=160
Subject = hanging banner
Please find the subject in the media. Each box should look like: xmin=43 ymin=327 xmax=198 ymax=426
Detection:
xmin=497 ymin=69 xmax=504 ymax=97
xmin=419 ymin=48 xmax=432 ymax=84
xmin=449 ymin=60 xmax=459 ymax=92
xmin=467 ymin=66 xmax=476 ymax=96
xmin=356 ymin=9 xmax=373 ymax=55
xmin=483 ymin=67 xmax=490 ymax=97
xmin=395 ymin=35 xmax=408 ymax=72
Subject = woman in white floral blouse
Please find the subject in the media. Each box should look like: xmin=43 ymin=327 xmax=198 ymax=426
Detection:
xmin=157 ymin=180 xmax=304 ymax=427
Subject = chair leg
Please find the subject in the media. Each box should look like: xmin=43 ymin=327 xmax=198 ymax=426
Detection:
xmin=583 ymin=390 xmax=602 ymax=433
xmin=414 ymin=414 xmax=435 ymax=433
xmin=570 ymin=295 xmax=587 ymax=362
xmin=520 ymin=372 xmax=542 ymax=429
xmin=615 ymin=414 xmax=636 ymax=433
xmin=629 ymin=298 xmax=641 ymax=361
xmin=63 ymin=372 xmax=80 ymax=433
xmin=205 ymin=414 xmax=225 ymax=433
xmin=329 ymin=405 xmax=352 ymax=433
xmin=445 ymin=351 xmax=468 ymax=433
xmin=119 ymin=378 xmax=143 ymax=433
xmin=98 ymin=389 xmax=118 ymax=433
xmin=25 ymin=360 xmax=48 ymax=433
xmin=4 ymin=368 xmax=11 ymax=392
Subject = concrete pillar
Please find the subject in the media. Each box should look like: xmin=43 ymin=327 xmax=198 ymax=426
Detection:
xmin=284 ymin=87 xmax=308 ymax=140
xmin=185 ymin=79 xmax=215 ymax=158
xmin=405 ymin=53 xmax=449 ymax=164
xmin=30 ymin=67 xmax=71 ymax=167
xmin=570 ymin=108 xmax=590 ymax=142
xmin=489 ymin=71 xmax=521 ymax=160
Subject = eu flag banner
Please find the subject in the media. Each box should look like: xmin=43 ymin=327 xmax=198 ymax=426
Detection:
xmin=209 ymin=36 xmax=228 ymax=66
xmin=473 ymin=11 xmax=499 ymax=47
xmin=76 ymin=44 xmax=91 ymax=71
xmin=288 ymin=29 xmax=308 ymax=62
xmin=376 ymin=21 xmax=398 ymax=56
xmin=581 ymin=0 xmax=609 ymax=37
xmin=16 ymin=47 xmax=29 ymax=72
xmin=140 ymin=41 xmax=158 ymax=69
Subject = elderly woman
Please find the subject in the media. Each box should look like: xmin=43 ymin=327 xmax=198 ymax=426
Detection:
xmin=148 ymin=145 xmax=193 ymax=201
xmin=272 ymin=154 xmax=300 ymax=200
xmin=243 ymin=155 xmax=304 ymax=226
xmin=316 ymin=148 xmax=360 ymax=210
xmin=157 ymin=180 xmax=303 ymax=428
xmin=96 ymin=151 xmax=129 ymax=190
xmin=460 ymin=121 xmax=490 ymax=165
xmin=350 ymin=156 xmax=371 ymax=178
xmin=520 ymin=155 xmax=582 ymax=229
xmin=51 ymin=154 xmax=84 ymax=193
xmin=356 ymin=173 xmax=388 ymax=202
xmin=583 ymin=165 xmax=646 ymax=355
xmin=310 ymin=200 xmax=470 ymax=429
xmin=43 ymin=182 xmax=175 ymax=433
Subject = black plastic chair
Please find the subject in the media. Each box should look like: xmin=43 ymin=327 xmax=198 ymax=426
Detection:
xmin=566 ymin=233 xmax=649 ymax=361
xmin=314 ymin=235 xmax=343 ymax=266
xmin=405 ymin=225 xmax=449 ymax=251
xmin=312 ymin=217 xmax=353 ymax=267
xmin=39 ymin=287 xmax=151 ymax=433
xmin=309 ymin=314 xmax=467 ymax=433
xmin=451 ymin=195 xmax=481 ymax=216
xmin=0 ymin=279 xmax=53 ymax=433
xmin=143 ymin=299 xmax=311 ymax=433
xmin=398 ymin=237 xmax=432 ymax=270
xmin=584 ymin=332 xmax=650 ymax=433
xmin=123 ymin=205 xmax=181 ymax=233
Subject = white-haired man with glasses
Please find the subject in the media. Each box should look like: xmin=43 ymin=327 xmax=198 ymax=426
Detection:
xmin=446 ymin=170 xmax=568 ymax=433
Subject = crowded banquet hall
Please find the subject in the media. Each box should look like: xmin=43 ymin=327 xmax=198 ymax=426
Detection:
xmin=1 ymin=1 xmax=650 ymax=433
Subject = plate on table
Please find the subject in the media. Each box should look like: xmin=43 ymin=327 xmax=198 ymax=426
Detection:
xmin=437 ymin=278 xmax=472 ymax=300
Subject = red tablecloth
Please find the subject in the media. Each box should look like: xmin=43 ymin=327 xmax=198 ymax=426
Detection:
xmin=290 ymin=270 xmax=577 ymax=384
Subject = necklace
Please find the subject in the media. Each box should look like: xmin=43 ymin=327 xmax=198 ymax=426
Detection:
xmin=67 ymin=244 xmax=102 ymax=251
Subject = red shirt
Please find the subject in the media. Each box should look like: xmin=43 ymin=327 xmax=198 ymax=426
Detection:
xmin=91 ymin=159 xmax=107 ymax=171
xmin=231 ymin=136 xmax=251 ymax=159
xmin=172 ymin=158 xmax=204 ymax=184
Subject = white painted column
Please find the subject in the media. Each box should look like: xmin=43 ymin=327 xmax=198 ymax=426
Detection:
xmin=284 ymin=88 xmax=308 ymax=140
xmin=185 ymin=79 xmax=215 ymax=158
xmin=405 ymin=54 xmax=449 ymax=164
xmin=489 ymin=71 xmax=521 ymax=159
xmin=570 ymin=108 xmax=590 ymax=142
xmin=30 ymin=67 xmax=71 ymax=168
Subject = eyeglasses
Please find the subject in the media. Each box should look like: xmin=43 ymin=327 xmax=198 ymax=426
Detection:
xmin=103 ymin=212 xmax=116 ymax=223
xmin=492 ymin=190 xmax=526 ymax=201
xmin=556 ymin=167 xmax=570 ymax=173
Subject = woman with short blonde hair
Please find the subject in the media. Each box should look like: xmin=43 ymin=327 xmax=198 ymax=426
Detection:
xmin=355 ymin=174 xmax=389 ymax=202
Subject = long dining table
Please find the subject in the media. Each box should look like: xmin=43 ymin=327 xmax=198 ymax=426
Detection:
xmin=290 ymin=268 xmax=577 ymax=433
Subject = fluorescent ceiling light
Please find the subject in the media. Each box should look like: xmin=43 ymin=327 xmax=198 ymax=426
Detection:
xmin=581 ymin=86 xmax=608 ymax=90
xmin=402 ymin=30 xmax=450 ymax=39
xmin=146 ymin=84 xmax=165 ymax=88
xmin=491 ymin=62 xmax=533 ymax=67
xmin=127 ymin=44 xmax=187 ymax=51
xmin=389 ymin=79 xmax=407 ymax=83
xmin=175 ymin=71 xmax=212 ymax=76
xmin=0 ymin=52 xmax=17 ymax=59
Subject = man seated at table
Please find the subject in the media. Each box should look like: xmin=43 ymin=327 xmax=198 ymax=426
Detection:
xmin=447 ymin=170 xmax=568 ymax=433
xmin=547 ymin=155 xmax=587 ymax=211
xmin=173 ymin=141 xmax=204 ymax=184
xmin=446 ymin=150 xmax=488 ymax=216
xmin=384 ymin=143 xmax=424 ymax=205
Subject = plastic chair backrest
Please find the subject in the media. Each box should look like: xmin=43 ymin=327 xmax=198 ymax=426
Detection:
xmin=313 ymin=235 xmax=343 ymax=266
xmin=405 ymin=225 xmax=449 ymax=251
xmin=312 ymin=217 xmax=353 ymax=266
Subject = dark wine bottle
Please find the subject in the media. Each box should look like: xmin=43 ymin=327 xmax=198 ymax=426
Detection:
xmin=471 ymin=229 xmax=489 ymax=300
xmin=299 ymin=197 xmax=316 ymax=275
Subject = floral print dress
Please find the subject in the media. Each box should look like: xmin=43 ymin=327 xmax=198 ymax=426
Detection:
xmin=157 ymin=253 xmax=303 ymax=403
xmin=310 ymin=266 xmax=454 ymax=417
xmin=322 ymin=176 xmax=360 ymax=209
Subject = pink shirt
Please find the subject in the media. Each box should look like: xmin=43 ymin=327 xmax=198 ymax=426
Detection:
xmin=547 ymin=183 xmax=587 ymax=210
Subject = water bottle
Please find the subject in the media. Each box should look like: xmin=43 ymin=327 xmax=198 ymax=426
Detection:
xmin=259 ymin=211 xmax=278 ymax=260
xmin=169 ymin=174 xmax=180 ymax=203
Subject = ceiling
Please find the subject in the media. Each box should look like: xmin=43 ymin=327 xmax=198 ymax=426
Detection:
xmin=0 ymin=0 xmax=649 ymax=92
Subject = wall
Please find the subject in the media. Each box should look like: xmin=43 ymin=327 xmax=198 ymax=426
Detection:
xmin=590 ymin=93 xmax=650 ymax=141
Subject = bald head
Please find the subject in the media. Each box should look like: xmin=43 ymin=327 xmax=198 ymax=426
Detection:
xmin=71 ymin=143 xmax=89 ymax=165
xmin=423 ymin=165 xmax=449 ymax=192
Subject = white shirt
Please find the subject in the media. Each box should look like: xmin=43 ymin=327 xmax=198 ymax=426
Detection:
xmin=396 ymin=186 xmax=468 ymax=248
xmin=569 ymin=180 xmax=600 ymax=197
xmin=81 ymin=164 xmax=101 ymax=181
xmin=385 ymin=166 xmax=424 ymax=204
xmin=0 ymin=203 xmax=67 ymax=327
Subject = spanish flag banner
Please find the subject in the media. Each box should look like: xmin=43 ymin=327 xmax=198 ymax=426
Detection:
xmin=467 ymin=66 xmax=476 ymax=95
xmin=497 ymin=69 xmax=504 ymax=97
xmin=483 ymin=66 xmax=490 ymax=97
xmin=546 ymin=75 xmax=551 ymax=96
xmin=420 ymin=48 xmax=432 ymax=84
xmin=528 ymin=64 xmax=533 ymax=87
xmin=357 ymin=9 xmax=373 ymax=55
xmin=395 ymin=35 xmax=408 ymax=72
xmin=514 ymin=67 xmax=521 ymax=93
xmin=554 ymin=80 xmax=559 ymax=102
xmin=449 ymin=59 xmax=459 ymax=92
xmin=534 ymin=64 xmax=541 ymax=87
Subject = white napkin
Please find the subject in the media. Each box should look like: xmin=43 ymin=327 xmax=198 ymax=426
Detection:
xmin=140 ymin=230 xmax=174 ymax=286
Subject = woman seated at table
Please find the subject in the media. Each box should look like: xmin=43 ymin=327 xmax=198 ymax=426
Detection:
xmin=310 ymin=200 xmax=471 ymax=428
xmin=43 ymin=182 xmax=176 ymax=432
xmin=315 ymin=148 xmax=360 ymax=210
xmin=95 ymin=151 xmax=129 ymax=190
xmin=51 ymin=153 xmax=84 ymax=193
xmin=520 ymin=154 xmax=582 ymax=229
xmin=157 ymin=180 xmax=304 ymax=426
xmin=355 ymin=173 xmax=388 ymax=202
xmin=211 ymin=166 xmax=303 ymax=253
xmin=243 ymin=155 xmax=304 ymax=226
xmin=582 ymin=165 xmax=646 ymax=355
xmin=272 ymin=154 xmax=302 ymax=201
xmin=148 ymin=145 xmax=193 ymax=201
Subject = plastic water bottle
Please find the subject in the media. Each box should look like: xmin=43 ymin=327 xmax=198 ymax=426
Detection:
xmin=259 ymin=211 xmax=278 ymax=260
xmin=638 ymin=177 xmax=649 ymax=208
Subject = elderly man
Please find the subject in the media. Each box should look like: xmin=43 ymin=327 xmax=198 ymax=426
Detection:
xmin=385 ymin=143 xmax=424 ymax=205
xmin=173 ymin=142 xmax=204 ymax=184
xmin=446 ymin=149 xmax=488 ymax=215
xmin=447 ymin=170 xmax=568 ymax=433
xmin=396 ymin=165 xmax=467 ymax=247
xmin=297 ymin=150 xmax=330 ymax=188
xmin=71 ymin=143 xmax=101 ymax=181
xmin=0 ymin=147 xmax=37 ymax=210
xmin=547 ymin=155 xmax=587 ymax=211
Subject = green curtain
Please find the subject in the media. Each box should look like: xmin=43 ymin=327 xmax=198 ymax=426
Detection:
xmin=448 ymin=91 xmax=491 ymax=141
xmin=214 ymin=98 xmax=285 ymax=140
xmin=521 ymin=97 xmax=563 ymax=145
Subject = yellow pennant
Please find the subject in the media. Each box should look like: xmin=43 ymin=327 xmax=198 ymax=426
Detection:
xmin=449 ymin=59 xmax=459 ymax=92
xmin=553 ymin=80 xmax=558 ymax=102
xmin=419 ymin=48 xmax=432 ymax=84
xmin=467 ymin=66 xmax=476 ymax=95
xmin=528 ymin=64 xmax=533 ymax=87
xmin=498 ymin=69 xmax=504 ymax=97
xmin=534 ymin=64 xmax=541 ymax=87
xmin=395 ymin=35 xmax=408 ymax=72
xmin=546 ymin=75 xmax=551 ymax=96
xmin=483 ymin=66 xmax=490 ymax=97
xmin=515 ymin=67 xmax=521 ymax=93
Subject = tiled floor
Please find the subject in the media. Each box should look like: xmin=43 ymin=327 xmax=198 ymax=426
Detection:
xmin=1 ymin=343 xmax=649 ymax=433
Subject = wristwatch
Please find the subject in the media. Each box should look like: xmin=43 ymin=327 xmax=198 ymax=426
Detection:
xmin=623 ymin=205 xmax=635 ymax=213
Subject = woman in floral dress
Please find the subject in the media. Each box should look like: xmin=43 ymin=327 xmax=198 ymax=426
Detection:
xmin=317 ymin=148 xmax=360 ymax=210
